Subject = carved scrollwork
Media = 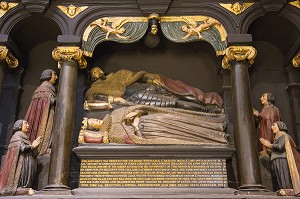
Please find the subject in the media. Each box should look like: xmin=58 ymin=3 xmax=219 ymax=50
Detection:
xmin=57 ymin=5 xmax=88 ymax=18
xmin=0 ymin=46 xmax=18 ymax=68
xmin=52 ymin=46 xmax=87 ymax=69
xmin=292 ymin=52 xmax=300 ymax=67
xmin=219 ymin=2 xmax=254 ymax=15
xmin=222 ymin=46 xmax=257 ymax=69
xmin=0 ymin=1 xmax=18 ymax=18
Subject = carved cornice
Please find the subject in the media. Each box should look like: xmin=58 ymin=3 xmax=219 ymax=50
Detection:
xmin=0 ymin=1 xmax=18 ymax=18
xmin=0 ymin=46 xmax=18 ymax=68
xmin=222 ymin=46 xmax=257 ymax=69
xmin=57 ymin=5 xmax=88 ymax=18
xmin=52 ymin=46 xmax=87 ymax=69
xmin=292 ymin=52 xmax=300 ymax=67
xmin=289 ymin=0 xmax=300 ymax=9
xmin=220 ymin=2 xmax=254 ymax=15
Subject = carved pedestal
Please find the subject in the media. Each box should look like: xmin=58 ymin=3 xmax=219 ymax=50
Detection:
xmin=73 ymin=144 xmax=235 ymax=196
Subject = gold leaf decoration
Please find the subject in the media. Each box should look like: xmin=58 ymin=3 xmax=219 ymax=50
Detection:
xmin=0 ymin=1 xmax=18 ymax=18
xmin=220 ymin=2 xmax=254 ymax=15
xmin=289 ymin=0 xmax=300 ymax=9
xmin=57 ymin=5 xmax=88 ymax=18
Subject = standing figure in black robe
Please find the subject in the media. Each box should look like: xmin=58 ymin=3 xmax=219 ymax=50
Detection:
xmin=0 ymin=120 xmax=41 ymax=195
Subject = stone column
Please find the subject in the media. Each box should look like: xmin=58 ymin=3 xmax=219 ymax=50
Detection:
xmin=44 ymin=46 xmax=86 ymax=193
xmin=222 ymin=46 xmax=265 ymax=190
xmin=0 ymin=46 xmax=18 ymax=100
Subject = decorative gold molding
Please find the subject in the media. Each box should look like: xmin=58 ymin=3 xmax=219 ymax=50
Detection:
xmin=57 ymin=5 xmax=88 ymax=18
xmin=52 ymin=46 xmax=87 ymax=69
xmin=222 ymin=46 xmax=257 ymax=69
xmin=292 ymin=52 xmax=300 ymax=67
xmin=0 ymin=1 xmax=18 ymax=18
xmin=0 ymin=46 xmax=18 ymax=68
xmin=219 ymin=2 xmax=254 ymax=15
xmin=289 ymin=0 xmax=300 ymax=9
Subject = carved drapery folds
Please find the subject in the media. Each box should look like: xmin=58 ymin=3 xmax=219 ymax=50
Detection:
xmin=219 ymin=2 xmax=254 ymax=15
xmin=160 ymin=16 xmax=227 ymax=56
xmin=57 ymin=5 xmax=88 ymax=18
xmin=0 ymin=46 xmax=18 ymax=68
xmin=292 ymin=51 xmax=300 ymax=67
xmin=222 ymin=46 xmax=257 ymax=69
xmin=83 ymin=17 xmax=148 ymax=57
xmin=82 ymin=15 xmax=227 ymax=57
xmin=52 ymin=46 xmax=87 ymax=69
xmin=0 ymin=1 xmax=18 ymax=18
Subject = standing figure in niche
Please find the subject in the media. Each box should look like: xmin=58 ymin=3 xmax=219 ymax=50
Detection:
xmin=260 ymin=121 xmax=300 ymax=196
xmin=84 ymin=67 xmax=224 ymax=114
xmin=0 ymin=120 xmax=41 ymax=195
xmin=25 ymin=69 xmax=58 ymax=155
xmin=253 ymin=92 xmax=281 ymax=157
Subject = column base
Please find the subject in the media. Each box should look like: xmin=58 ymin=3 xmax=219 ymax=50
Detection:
xmin=235 ymin=184 xmax=273 ymax=195
xmin=37 ymin=184 xmax=73 ymax=195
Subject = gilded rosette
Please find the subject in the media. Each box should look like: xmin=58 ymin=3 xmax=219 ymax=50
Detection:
xmin=292 ymin=52 xmax=300 ymax=67
xmin=82 ymin=17 xmax=148 ymax=57
xmin=52 ymin=46 xmax=87 ymax=69
xmin=0 ymin=46 xmax=8 ymax=60
xmin=222 ymin=46 xmax=257 ymax=69
xmin=160 ymin=16 xmax=227 ymax=55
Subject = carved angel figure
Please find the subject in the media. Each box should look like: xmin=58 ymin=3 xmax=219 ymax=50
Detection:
xmin=57 ymin=5 xmax=88 ymax=18
xmin=181 ymin=17 xmax=220 ymax=40
xmin=91 ymin=18 xmax=129 ymax=40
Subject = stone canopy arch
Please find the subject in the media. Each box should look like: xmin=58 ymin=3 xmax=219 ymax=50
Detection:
xmin=82 ymin=15 xmax=228 ymax=57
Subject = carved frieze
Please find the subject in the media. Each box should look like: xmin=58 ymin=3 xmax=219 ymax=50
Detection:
xmin=0 ymin=1 xmax=18 ymax=18
xmin=83 ymin=17 xmax=148 ymax=57
xmin=82 ymin=15 xmax=227 ymax=57
xmin=0 ymin=46 xmax=18 ymax=68
xmin=52 ymin=46 xmax=87 ymax=69
xmin=219 ymin=2 xmax=254 ymax=15
xmin=160 ymin=16 xmax=227 ymax=56
xmin=222 ymin=46 xmax=257 ymax=69
xmin=57 ymin=5 xmax=88 ymax=18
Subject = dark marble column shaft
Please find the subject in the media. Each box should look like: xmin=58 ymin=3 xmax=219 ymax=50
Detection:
xmin=47 ymin=60 xmax=78 ymax=189
xmin=230 ymin=60 xmax=262 ymax=189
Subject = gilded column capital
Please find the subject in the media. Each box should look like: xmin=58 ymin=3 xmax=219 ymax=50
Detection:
xmin=222 ymin=46 xmax=257 ymax=69
xmin=292 ymin=52 xmax=300 ymax=67
xmin=0 ymin=46 xmax=18 ymax=68
xmin=52 ymin=46 xmax=87 ymax=69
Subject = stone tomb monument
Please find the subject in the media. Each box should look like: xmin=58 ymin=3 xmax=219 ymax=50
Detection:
xmin=73 ymin=66 xmax=235 ymax=194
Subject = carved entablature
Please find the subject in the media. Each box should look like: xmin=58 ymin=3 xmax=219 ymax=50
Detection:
xmin=82 ymin=15 xmax=227 ymax=57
